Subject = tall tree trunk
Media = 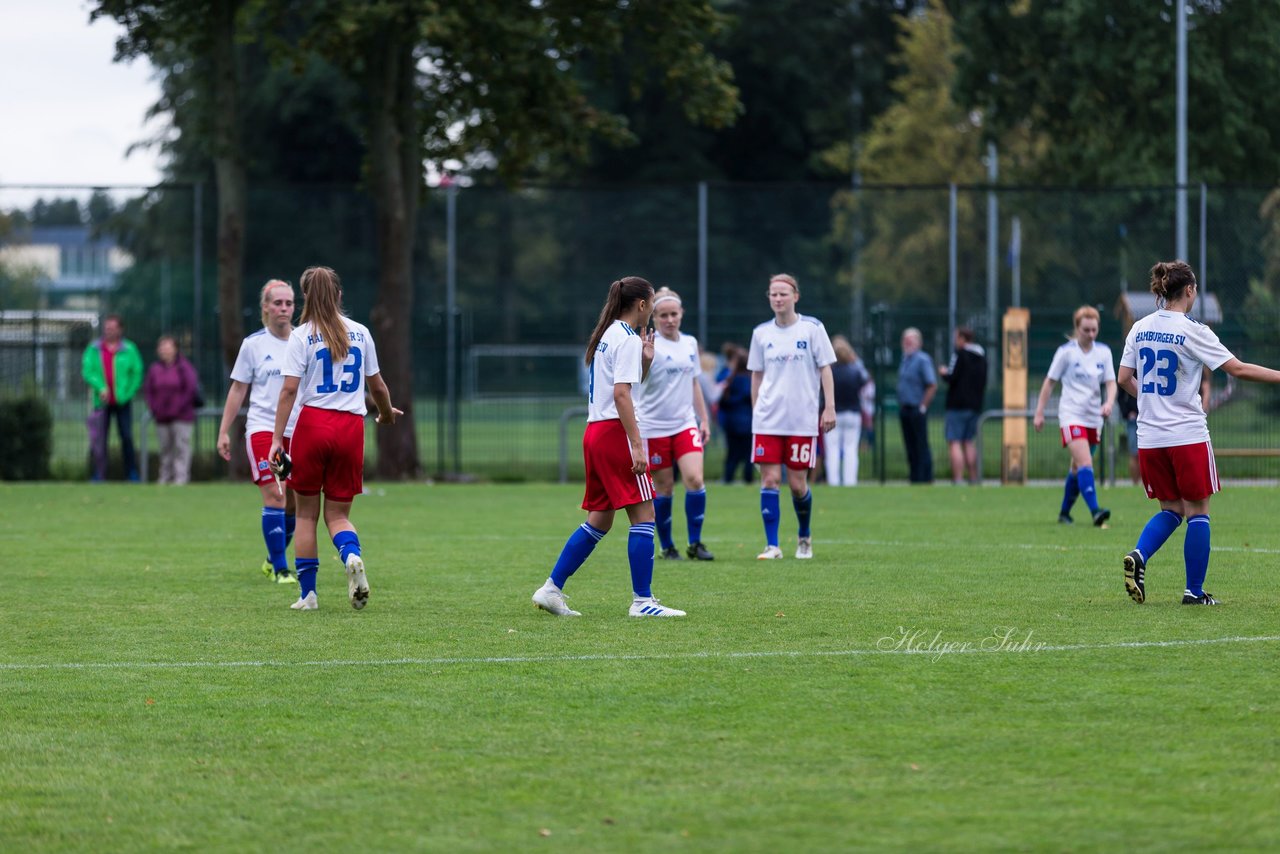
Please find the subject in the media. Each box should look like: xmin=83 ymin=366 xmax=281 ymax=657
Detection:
xmin=366 ymin=26 xmax=421 ymax=478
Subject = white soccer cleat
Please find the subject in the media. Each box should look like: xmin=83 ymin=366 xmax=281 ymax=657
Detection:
xmin=629 ymin=597 xmax=686 ymax=617
xmin=345 ymin=554 xmax=369 ymax=610
xmin=795 ymin=537 xmax=813 ymax=559
xmin=532 ymin=583 xmax=581 ymax=617
xmin=756 ymin=545 xmax=784 ymax=560
xmin=290 ymin=591 xmax=318 ymax=611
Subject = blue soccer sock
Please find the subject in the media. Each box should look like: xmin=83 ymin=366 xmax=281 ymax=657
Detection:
xmin=296 ymin=557 xmax=319 ymax=598
xmin=1135 ymin=509 xmax=1183 ymax=564
xmin=793 ymin=489 xmax=813 ymax=538
xmin=1184 ymin=514 xmax=1211 ymax=596
xmin=629 ymin=522 xmax=656 ymax=599
xmin=761 ymin=488 xmax=781 ymax=547
xmin=261 ymin=507 xmax=288 ymax=572
xmin=284 ymin=513 xmax=296 ymax=548
xmin=685 ymin=488 xmax=707 ymax=545
xmin=549 ymin=523 xmax=605 ymax=589
xmin=1060 ymin=472 xmax=1080 ymax=515
xmin=653 ymin=494 xmax=675 ymax=550
xmin=333 ymin=530 xmax=361 ymax=564
xmin=1076 ymin=466 xmax=1100 ymax=514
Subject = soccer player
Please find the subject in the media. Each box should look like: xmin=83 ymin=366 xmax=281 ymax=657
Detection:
xmin=1118 ymin=260 xmax=1280 ymax=605
xmin=270 ymin=266 xmax=401 ymax=611
xmin=217 ymin=280 xmax=301 ymax=584
xmin=747 ymin=274 xmax=837 ymax=560
xmin=636 ymin=286 xmax=715 ymax=561
xmin=532 ymin=276 xmax=686 ymax=618
xmin=1033 ymin=306 xmax=1117 ymax=527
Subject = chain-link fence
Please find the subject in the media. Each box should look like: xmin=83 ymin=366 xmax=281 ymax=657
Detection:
xmin=3 ymin=181 xmax=1279 ymax=481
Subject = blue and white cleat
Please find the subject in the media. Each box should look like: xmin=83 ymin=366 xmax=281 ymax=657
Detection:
xmin=629 ymin=597 xmax=686 ymax=618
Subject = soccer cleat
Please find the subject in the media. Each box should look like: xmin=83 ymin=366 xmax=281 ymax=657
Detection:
xmin=795 ymin=537 xmax=813 ymax=560
xmin=686 ymin=541 xmax=715 ymax=561
xmin=629 ymin=597 xmax=687 ymax=617
xmin=261 ymin=560 xmax=275 ymax=580
xmin=274 ymin=570 xmax=296 ymax=585
xmin=756 ymin=545 xmax=784 ymax=560
xmin=1093 ymin=508 xmax=1112 ymax=527
xmin=532 ymin=584 xmax=581 ymax=616
xmin=660 ymin=546 xmax=684 ymax=560
xmin=290 ymin=591 xmax=318 ymax=610
xmin=1182 ymin=590 xmax=1220 ymax=605
xmin=1123 ymin=550 xmax=1146 ymax=604
xmin=1058 ymin=513 xmax=1074 ymax=525
xmin=344 ymin=554 xmax=369 ymax=610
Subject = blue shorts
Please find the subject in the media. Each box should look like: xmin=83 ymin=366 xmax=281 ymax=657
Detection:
xmin=944 ymin=409 xmax=979 ymax=442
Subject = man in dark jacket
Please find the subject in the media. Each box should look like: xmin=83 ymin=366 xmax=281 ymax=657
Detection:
xmin=940 ymin=327 xmax=987 ymax=485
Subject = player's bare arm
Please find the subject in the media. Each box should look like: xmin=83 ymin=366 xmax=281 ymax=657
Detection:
xmin=367 ymin=372 xmax=402 ymax=425
xmin=614 ymin=382 xmax=647 ymax=474
xmin=751 ymin=371 xmax=762 ymax=409
xmin=271 ymin=376 xmax=300 ymax=457
xmin=1220 ymin=358 xmax=1280 ymax=384
xmin=641 ymin=327 xmax=656 ymax=381
xmin=819 ymin=364 xmax=837 ymax=433
xmin=1033 ymin=376 xmax=1056 ymax=431
xmin=217 ymin=380 xmax=250 ymax=460
xmin=692 ymin=375 xmax=712 ymax=444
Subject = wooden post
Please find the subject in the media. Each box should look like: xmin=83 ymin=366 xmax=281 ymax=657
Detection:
xmin=1002 ymin=308 xmax=1030 ymax=484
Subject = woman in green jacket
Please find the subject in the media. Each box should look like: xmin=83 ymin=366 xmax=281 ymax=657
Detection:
xmin=81 ymin=314 xmax=144 ymax=481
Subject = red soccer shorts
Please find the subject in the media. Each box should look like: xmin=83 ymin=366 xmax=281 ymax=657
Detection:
xmin=753 ymin=434 xmax=817 ymax=470
xmin=1139 ymin=441 xmax=1220 ymax=502
xmin=247 ymin=431 xmax=291 ymax=486
xmin=1060 ymin=424 xmax=1100 ymax=447
xmin=582 ymin=419 xmax=654 ymax=511
xmin=644 ymin=427 xmax=703 ymax=471
xmin=288 ymin=406 xmax=365 ymax=503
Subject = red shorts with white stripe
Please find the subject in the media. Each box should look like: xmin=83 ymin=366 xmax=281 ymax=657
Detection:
xmin=1060 ymin=425 xmax=1100 ymax=447
xmin=582 ymin=419 xmax=654 ymax=511
xmin=287 ymin=406 xmax=365 ymax=503
xmin=247 ymin=431 xmax=290 ymax=485
xmin=644 ymin=428 xmax=703 ymax=471
xmin=1139 ymin=441 xmax=1220 ymax=502
xmin=753 ymin=434 xmax=818 ymax=470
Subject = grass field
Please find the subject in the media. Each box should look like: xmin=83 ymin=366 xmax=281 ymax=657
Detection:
xmin=2 ymin=481 xmax=1278 ymax=851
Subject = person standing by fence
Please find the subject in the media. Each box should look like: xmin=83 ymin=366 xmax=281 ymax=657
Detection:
xmin=143 ymin=335 xmax=200 ymax=485
xmin=940 ymin=326 xmax=987 ymax=485
xmin=748 ymin=274 xmax=837 ymax=559
xmin=217 ymin=280 xmax=301 ymax=584
xmin=82 ymin=314 xmax=143 ymax=482
xmin=532 ymin=276 xmax=687 ymax=618
xmin=896 ymin=327 xmax=936 ymax=484
xmin=717 ymin=345 xmax=754 ymax=485
xmin=824 ymin=335 xmax=870 ymax=487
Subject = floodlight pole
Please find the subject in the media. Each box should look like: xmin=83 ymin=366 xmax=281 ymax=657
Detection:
xmin=697 ymin=181 xmax=708 ymax=348
xmin=948 ymin=182 xmax=957 ymax=348
xmin=445 ymin=182 xmax=458 ymax=475
xmin=986 ymin=142 xmax=998 ymax=349
xmin=1176 ymin=0 xmax=1188 ymax=261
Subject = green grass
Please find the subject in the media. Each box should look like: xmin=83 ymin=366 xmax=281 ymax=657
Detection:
xmin=1 ymin=481 xmax=1278 ymax=851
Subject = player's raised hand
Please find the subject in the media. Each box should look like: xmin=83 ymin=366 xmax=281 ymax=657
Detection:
xmin=641 ymin=327 xmax=656 ymax=367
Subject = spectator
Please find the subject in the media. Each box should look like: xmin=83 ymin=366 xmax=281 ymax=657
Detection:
xmin=716 ymin=345 xmax=754 ymax=484
xmin=825 ymin=335 xmax=871 ymax=486
xmin=82 ymin=314 xmax=144 ymax=482
xmin=144 ymin=335 xmax=201 ymax=485
xmin=939 ymin=326 xmax=987 ymax=485
xmin=897 ymin=327 xmax=936 ymax=483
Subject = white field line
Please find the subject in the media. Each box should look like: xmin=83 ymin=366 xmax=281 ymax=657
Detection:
xmin=2 ymin=635 xmax=1278 ymax=672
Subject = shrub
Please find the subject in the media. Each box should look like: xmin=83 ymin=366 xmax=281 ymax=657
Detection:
xmin=0 ymin=390 xmax=53 ymax=479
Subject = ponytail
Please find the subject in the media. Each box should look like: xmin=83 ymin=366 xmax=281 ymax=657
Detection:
xmin=584 ymin=276 xmax=654 ymax=365
xmin=1150 ymin=260 xmax=1196 ymax=304
xmin=298 ymin=266 xmax=349 ymax=362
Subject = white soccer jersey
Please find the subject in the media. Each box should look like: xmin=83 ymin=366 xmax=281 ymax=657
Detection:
xmin=637 ymin=332 xmax=700 ymax=437
xmin=747 ymin=315 xmax=837 ymax=437
xmin=229 ymin=328 xmax=301 ymax=437
xmin=283 ymin=317 xmax=381 ymax=415
xmin=1046 ymin=339 xmax=1116 ymax=429
xmin=1120 ymin=310 xmax=1233 ymax=449
xmin=587 ymin=319 xmax=643 ymax=423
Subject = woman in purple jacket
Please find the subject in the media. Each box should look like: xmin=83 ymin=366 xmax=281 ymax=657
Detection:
xmin=143 ymin=336 xmax=201 ymax=484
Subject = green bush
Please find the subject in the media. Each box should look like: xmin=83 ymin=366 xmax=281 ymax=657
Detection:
xmin=0 ymin=391 xmax=53 ymax=480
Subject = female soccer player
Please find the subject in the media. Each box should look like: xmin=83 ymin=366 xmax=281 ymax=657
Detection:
xmin=636 ymin=287 xmax=715 ymax=561
xmin=271 ymin=266 xmax=401 ymax=611
xmin=532 ymin=276 xmax=686 ymax=618
xmin=1118 ymin=260 xmax=1280 ymax=605
xmin=747 ymin=274 xmax=837 ymax=560
xmin=217 ymin=280 xmax=301 ymax=583
xmin=1033 ymin=306 xmax=1117 ymax=527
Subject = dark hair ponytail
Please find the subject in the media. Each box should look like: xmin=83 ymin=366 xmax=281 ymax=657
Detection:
xmin=584 ymin=276 xmax=654 ymax=365
xmin=1149 ymin=260 xmax=1196 ymax=304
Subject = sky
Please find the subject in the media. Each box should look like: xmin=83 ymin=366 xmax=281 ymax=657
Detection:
xmin=1 ymin=0 xmax=163 ymax=189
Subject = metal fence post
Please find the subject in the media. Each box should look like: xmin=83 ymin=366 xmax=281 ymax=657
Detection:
xmin=697 ymin=181 xmax=708 ymax=348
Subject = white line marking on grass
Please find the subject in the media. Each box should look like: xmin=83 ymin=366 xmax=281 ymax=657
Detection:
xmin=3 ymin=635 xmax=1278 ymax=672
